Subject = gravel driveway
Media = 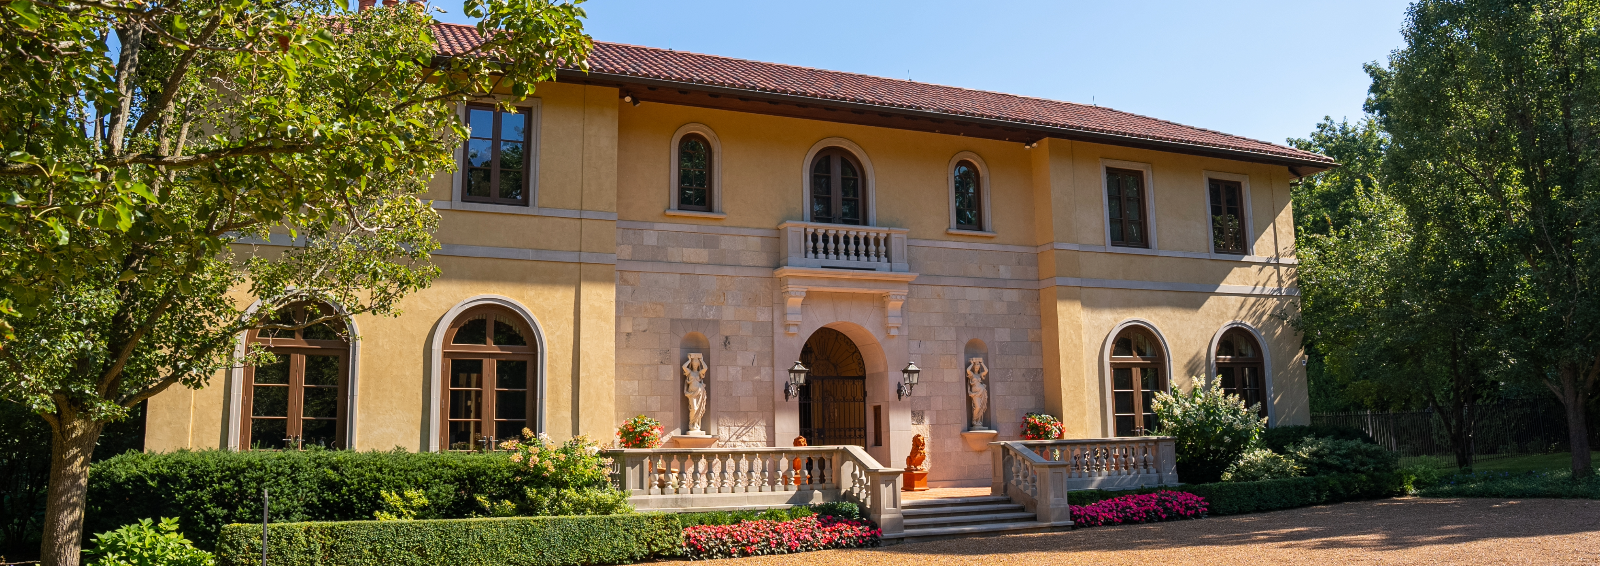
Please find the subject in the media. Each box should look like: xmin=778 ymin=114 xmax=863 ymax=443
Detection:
xmin=710 ymin=498 xmax=1600 ymax=565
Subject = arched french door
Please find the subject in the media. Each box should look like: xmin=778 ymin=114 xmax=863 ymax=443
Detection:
xmin=1109 ymin=325 xmax=1166 ymax=437
xmin=440 ymin=305 xmax=539 ymax=450
xmin=1215 ymin=328 xmax=1267 ymax=418
xmin=798 ymin=327 xmax=866 ymax=446
xmin=241 ymin=302 xmax=350 ymax=450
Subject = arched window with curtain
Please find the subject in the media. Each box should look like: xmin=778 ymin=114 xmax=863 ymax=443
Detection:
xmin=442 ymin=305 xmax=539 ymax=450
xmin=810 ymin=149 xmax=864 ymax=225
xmin=1215 ymin=328 xmax=1266 ymax=418
xmin=677 ymin=134 xmax=713 ymax=211
xmin=1109 ymin=326 xmax=1165 ymax=437
xmin=242 ymin=302 xmax=350 ymax=450
xmin=953 ymin=160 xmax=983 ymax=231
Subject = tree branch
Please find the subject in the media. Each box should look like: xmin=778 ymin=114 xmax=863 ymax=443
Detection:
xmin=130 ymin=13 xmax=223 ymax=137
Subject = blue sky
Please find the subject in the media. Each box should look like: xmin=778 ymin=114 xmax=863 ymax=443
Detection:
xmin=434 ymin=0 xmax=1412 ymax=146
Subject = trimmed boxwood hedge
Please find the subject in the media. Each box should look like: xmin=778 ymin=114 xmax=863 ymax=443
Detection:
xmin=87 ymin=449 xmax=540 ymax=550
xmin=214 ymin=514 xmax=682 ymax=566
xmin=1067 ymin=472 xmax=1405 ymax=515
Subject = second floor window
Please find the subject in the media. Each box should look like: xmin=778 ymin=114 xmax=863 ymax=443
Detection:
xmin=1106 ymin=168 xmax=1148 ymax=248
xmin=463 ymin=104 xmax=530 ymax=206
xmin=677 ymin=134 xmax=713 ymax=211
xmin=953 ymin=160 xmax=983 ymax=231
xmin=1209 ymin=178 xmax=1246 ymax=254
xmin=810 ymin=149 xmax=863 ymax=225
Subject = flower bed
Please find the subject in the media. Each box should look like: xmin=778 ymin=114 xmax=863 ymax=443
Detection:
xmin=681 ymin=515 xmax=879 ymax=560
xmin=1070 ymin=490 xmax=1207 ymax=527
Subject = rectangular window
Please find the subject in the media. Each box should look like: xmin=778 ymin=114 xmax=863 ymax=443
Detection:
xmin=873 ymin=405 xmax=883 ymax=447
xmin=462 ymin=104 xmax=531 ymax=206
xmin=1208 ymin=178 xmax=1246 ymax=254
xmin=1106 ymin=168 xmax=1149 ymax=248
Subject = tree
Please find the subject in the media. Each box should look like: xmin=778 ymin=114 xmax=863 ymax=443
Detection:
xmin=1370 ymin=0 xmax=1600 ymax=478
xmin=0 ymin=1 xmax=592 ymax=564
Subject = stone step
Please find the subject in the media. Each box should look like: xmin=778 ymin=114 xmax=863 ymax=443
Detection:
xmin=902 ymin=495 xmax=1012 ymax=509
xmin=901 ymin=503 xmax=1027 ymax=518
xmin=897 ymin=520 xmax=1066 ymax=544
xmin=903 ymin=511 xmax=1040 ymax=529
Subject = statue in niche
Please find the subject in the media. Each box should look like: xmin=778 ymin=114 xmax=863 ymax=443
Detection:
xmin=906 ymin=434 xmax=927 ymax=471
xmin=682 ymin=353 xmax=708 ymax=435
xmin=967 ymin=357 xmax=991 ymax=430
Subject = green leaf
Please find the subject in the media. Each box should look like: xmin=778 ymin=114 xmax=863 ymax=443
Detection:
xmin=7 ymin=0 xmax=40 ymax=29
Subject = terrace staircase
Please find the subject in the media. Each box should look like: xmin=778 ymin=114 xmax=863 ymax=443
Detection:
xmin=898 ymin=495 xmax=1057 ymax=542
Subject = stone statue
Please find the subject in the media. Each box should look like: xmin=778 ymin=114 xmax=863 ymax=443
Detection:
xmin=966 ymin=357 xmax=990 ymax=430
xmin=682 ymin=353 xmax=708 ymax=435
xmin=906 ymin=434 xmax=927 ymax=472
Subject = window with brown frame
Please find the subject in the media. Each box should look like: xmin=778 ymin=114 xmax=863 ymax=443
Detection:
xmin=462 ymin=104 xmax=531 ymax=206
xmin=242 ymin=303 xmax=349 ymax=450
xmin=810 ymin=149 xmax=864 ymax=225
xmin=677 ymin=134 xmax=713 ymax=211
xmin=1109 ymin=326 xmax=1165 ymax=437
xmin=1215 ymin=328 xmax=1267 ymax=418
xmin=1209 ymin=178 xmax=1246 ymax=254
xmin=953 ymin=160 xmax=983 ymax=231
xmin=442 ymin=306 xmax=538 ymax=450
xmin=1106 ymin=168 xmax=1149 ymax=248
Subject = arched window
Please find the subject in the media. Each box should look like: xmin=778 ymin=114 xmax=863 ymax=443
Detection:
xmin=1109 ymin=326 xmax=1166 ymax=437
xmin=953 ymin=160 xmax=983 ymax=231
xmin=677 ymin=134 xmax=713 ymax=212
xmin=810 ymin=149 xmax=864 ymax=225
xmin=242 ymin=303 xmax=350 ymax=450
xmin=1215 ymin=328 xmax=1266 ymax=418
xmin=441 ymin=306 xmax=539 ymax=450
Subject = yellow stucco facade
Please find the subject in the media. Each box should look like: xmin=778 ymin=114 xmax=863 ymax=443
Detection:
xmin=145 ymin=67 xmax=1311 ymax=487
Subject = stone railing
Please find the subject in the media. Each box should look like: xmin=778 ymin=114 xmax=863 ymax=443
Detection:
xmin=989 ymin=437 xmax=1179 ymax=525
xmin=778 ymin=221 xmax=910 ymax=272
xmin=605 ymin=445 xmax=905 ymax=537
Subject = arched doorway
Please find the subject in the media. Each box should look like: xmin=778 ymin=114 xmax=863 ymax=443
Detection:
xmin=440 ymin=305 xmax=539 ymax=450
xmin=798 ymin=327 xmax=866 ymax=446
xmin=1215 ymin=327 xmax=1267 ymax=419
xmin=1108 ymin=325 xmax=1167 ymax=437
xmin=241 ymin=302 xmax=350 ymax=450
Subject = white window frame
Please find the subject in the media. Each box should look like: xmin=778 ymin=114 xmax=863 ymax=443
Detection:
xmin=665 ymin=122 xmax=726 ymax=219
xmin=449 ymin=99 xmax=543 ymax=212
xmin=800 ymin=137 xmax=876 ymax=226
xmin=1201 ymin=170 xmax=1253 ymax=256
xmin=1099 ymin=159 xmax=1159 ymax=253
xmin=1207 ymin=322 xmax=1275 ymax=425
xmin=946 ymin=151 xmax=995 ymax=237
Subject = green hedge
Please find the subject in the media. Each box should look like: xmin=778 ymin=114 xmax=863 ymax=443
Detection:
xmin=214 ymin=514 xmax=682 ymax=566
xmin=87 ymin=449 xmax=542 ymax=550
xmin=1068 ymin=472 xmax=1405 ymax=515
xmin=674 ymin=506 xmax=813 ymax=528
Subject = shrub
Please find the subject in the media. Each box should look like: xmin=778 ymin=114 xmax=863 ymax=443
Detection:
xmin=86 ymin=517 xmax=215 ymax=566
xmin=1069 ymin=491 xmax=1207 ymax=527
xmin=617 ymin=415 xmax=665 ymax=449
xmin=214 ymin=514 xmax=681 ymax=566
xmin=1260 ymin=424 xmax=1377 ymax=453
xmin=675 ymin=507 xmax=814 ymax=528
xmin=1399 ymin=464 xmax=1450 ymax=493
xmin=373 ymin=490 xmax=435 ymax=521
xmin=680 ymin=515 xmax=879 ymax=560
xmin=1021 ymin=413 xmax=1064 ymax=440
xmin=1223 ymin=448 xmax=1303 ymax=482
xmin=1067 ymin=471 xmax=1405 ymax=515
xmin=1150 ymin=376 xmax=1264 ymax=484
xmin=1291 ymin=437 xmax=1398 ymax=476
xmin=1416 ymin=469 xmax=1600 ymax=499
xmin=87 ymin=436 xmax=623 ymax=550
xmin=809 ymin=501 xmax=862 ymax=520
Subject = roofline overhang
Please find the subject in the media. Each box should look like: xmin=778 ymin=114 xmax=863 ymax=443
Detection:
xmin=557 ymin=68 xmax=1339 ymax=173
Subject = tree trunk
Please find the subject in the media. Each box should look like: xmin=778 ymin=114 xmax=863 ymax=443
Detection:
xmin=39 ymin=412 xmax=104 ymax=566
xmin=1557 ymin=364 xmax=1593 ymax=479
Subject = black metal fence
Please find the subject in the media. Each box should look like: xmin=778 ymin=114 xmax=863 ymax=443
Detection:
xmin=1311 ymin=399 xmax=1586 ymax=464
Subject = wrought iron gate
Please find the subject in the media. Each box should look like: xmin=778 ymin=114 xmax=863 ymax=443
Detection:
xmin=798 ymin=376 xmax=866 ymax=446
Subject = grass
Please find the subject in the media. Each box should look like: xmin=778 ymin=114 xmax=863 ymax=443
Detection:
xmin=1399 ymin=451 xmax=1598 ymax=473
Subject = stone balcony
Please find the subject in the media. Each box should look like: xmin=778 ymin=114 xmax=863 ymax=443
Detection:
xmin=777 ymin=221 xmax=910 ymax=272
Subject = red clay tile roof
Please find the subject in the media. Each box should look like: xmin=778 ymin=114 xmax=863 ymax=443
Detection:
xmin=432 ymin=23 xmax=1333 ymax=166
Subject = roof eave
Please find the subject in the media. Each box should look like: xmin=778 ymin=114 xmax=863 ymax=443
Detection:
xmin=559 ymin=69 xmax=1339 ymax=171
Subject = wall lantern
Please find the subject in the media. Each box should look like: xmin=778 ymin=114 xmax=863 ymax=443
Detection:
xmin=897 ymin=361 xmax=921 ymax=400
xmin=785 ymin=361 xmax=809 ymax=401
